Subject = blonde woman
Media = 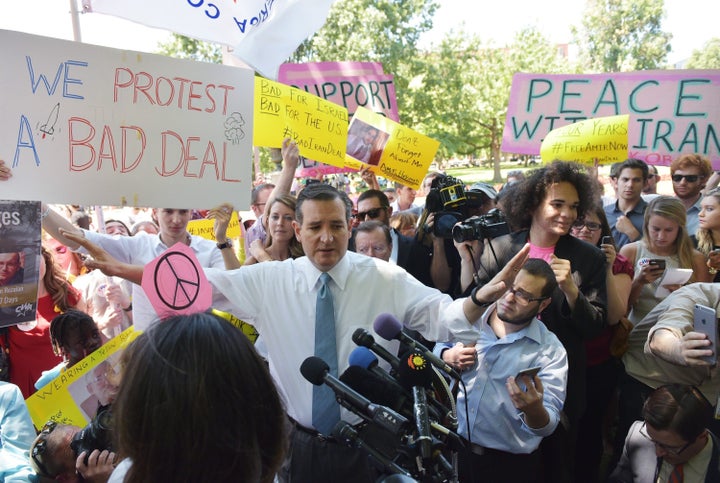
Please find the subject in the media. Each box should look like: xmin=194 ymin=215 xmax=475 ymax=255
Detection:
xmin=693 ymin=187 xmax=720 ymax=282
xmin=619 ymin=195 xmax=710 ymax=326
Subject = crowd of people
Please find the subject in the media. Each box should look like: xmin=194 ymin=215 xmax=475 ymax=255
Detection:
xmin=1 ymin=149 xmax=720 ymax=482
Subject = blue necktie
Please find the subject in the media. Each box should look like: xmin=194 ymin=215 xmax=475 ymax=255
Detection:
xmin=312 ymin=272 xmax=340 ymax=434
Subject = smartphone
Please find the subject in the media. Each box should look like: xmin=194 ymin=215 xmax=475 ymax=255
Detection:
xmin=516 ymin=366 xmax=541 ymax=381
xmin=694 ymin=304 xmax=718 ymax=365
xmin=649 ymin=259 xmax=666 ymax=270
xmin=601 ymin=236 xmax=613 ymax=245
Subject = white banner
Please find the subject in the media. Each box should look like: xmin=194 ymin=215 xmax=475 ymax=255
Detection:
xmin=82 ymin=0 xmax=336 ymax=79
xmin=0 ymin=29 xmax=254 ymax=209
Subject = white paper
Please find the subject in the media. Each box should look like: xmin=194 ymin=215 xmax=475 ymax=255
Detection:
xmin=654 ymin=268 xmax=693 ymax=298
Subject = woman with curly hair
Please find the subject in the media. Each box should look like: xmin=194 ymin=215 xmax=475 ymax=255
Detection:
xmin=452 ymin=160 xmax=607 ymax=482
xmin=7 ymin=246 xmax=85 ymax=397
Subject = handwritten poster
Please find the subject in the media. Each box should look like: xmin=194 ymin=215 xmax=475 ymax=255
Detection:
xmin=0 ymin=29 xmax=254 ymax=209
xmin=26 ymin=326 xmax=140 ymax=428
xmin=350 ymin=107 xmax=439 ymax=190
xmin=253 ymin=77 xmax=349 ymax=167
xmin=142 ymin=242 xmax=213 ymax=320
xmin=540 ymin=115 xmax=629 ymax=165
xmin=502 ymin=71 xmax=720 ymax=167
xmin=0 ymin=200 xmax=41 ymax=328
xmin=187 ymin=211 xmax=241 ymax=241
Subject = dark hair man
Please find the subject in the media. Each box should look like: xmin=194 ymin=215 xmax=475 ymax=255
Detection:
xmin=604 ymin=158 xmax=650 ymax=248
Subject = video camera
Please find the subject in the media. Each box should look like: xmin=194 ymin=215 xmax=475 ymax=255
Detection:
xmin=452 ymin=208 xmax=509 ymax=243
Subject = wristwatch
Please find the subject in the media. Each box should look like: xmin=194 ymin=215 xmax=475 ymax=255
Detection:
xmin=217 ymin=239 xmax=233 ymax=250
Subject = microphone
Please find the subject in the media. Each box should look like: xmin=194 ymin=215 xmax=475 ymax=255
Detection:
xmin=373 ymin=313 xmax=460 ymax=379
xmin=352 ymin=328 xmax=400 ymax=372
xmin=300 ymin=356 xmax=409 ymax=435
xmin=397 ymin=350 xmax=434 ymax=461
xmin=341 ymin=364 xmax=409 ymax=414
xmin=331 ymin=421 xmax=414 ymax=478
xmin=349 ymin=347 xmax=409 ymax=397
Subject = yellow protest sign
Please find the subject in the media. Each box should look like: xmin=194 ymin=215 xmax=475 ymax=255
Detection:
xmin=253 ymin=77 xmax=349 ymax=167
xmin=26 ymin=326 xmax=141 ymax=428
xmin=187 ymin=211 xmax=241 ymax=241
xmin=540 ymin=114 xmax=629 ymax=165
xmin=348 ymin=107 xmax=439 ymax=190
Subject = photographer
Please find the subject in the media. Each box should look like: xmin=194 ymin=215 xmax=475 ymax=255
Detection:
xmin=417 ymin=177 xmax=500 ymax=296
xmin=29 ymin=417 xmax=115 ymax=483
xmin=458 ymin=161 xmax=607 ymax=482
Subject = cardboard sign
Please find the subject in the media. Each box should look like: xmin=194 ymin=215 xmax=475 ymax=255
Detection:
xmin=349 ymin=107 xmax=439 ymax=190
xmin=253 ymin=77 xmax=349 ymax=167
xmin=0 ymin=200 xmax=41 ymax=328
xmin=502 ymin=71 xmax=720 ymax=167
xmin=141 ymin=242 xmax=212 ymax=319
xmin=26 ymin=326 xmax=140 ymax=428
xmin=540 ymin=115 xmax=629 ymax=165
xmin=0 ymin=29 xmax=254 ymax=208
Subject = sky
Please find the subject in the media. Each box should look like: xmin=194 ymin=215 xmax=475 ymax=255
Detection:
xmin=0 ymin=0 xmax=717 ymax=65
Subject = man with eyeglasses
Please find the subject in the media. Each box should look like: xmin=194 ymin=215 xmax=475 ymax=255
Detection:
xmin=0 ymin=252 xmax=23 ymax=286
xmin=352 ymin=189 xmax=433 ymax=286
xmin=670 ymin=154 xmax=713 ymax=236
xmin=604 ymin=158 xmax=650 ymax=249
xmin=610 ymin=384 xmax=720 ymax=483
xmin=435 ymin=258 xmax=568 ymax=482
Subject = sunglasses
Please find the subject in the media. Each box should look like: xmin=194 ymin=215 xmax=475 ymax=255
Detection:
xmin=31 ymin=421 xmax=58 ymax=477
xmin=571 ymin=220 xmax=602 ymax=231
xmin=352 ymin=207 xmax=385 ymax=221
xmin=672 ymin=174 xmax=701 ymax=183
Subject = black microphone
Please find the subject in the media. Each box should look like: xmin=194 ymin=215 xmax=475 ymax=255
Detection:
xmin=397 ymin=350 xmax=434 ymax=461
xmin=349 ymin=347 xmax=409 ymax=397
xmin=331 ymin=421 xmax=414 ymax=478
xmin=373 ymin=313 xmax=460 ymax=379
xmin=300 ymin=356 xmax=409 ymax=435
xmin=352 ymin=327 xmax=400 ymax=372
xmin=341 ymin=365 xmax=409 ymax=414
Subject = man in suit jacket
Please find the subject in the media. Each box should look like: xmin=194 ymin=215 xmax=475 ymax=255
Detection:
xmin=351 ymin=189 xmax=433 ymax=286
xmin=610 ymin=384 xmax=720 ymax=483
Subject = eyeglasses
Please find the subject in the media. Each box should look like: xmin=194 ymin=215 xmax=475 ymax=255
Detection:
xmin=639 ymin=422 xmax=694 ymax=455
xmin=31 ymin=421 xmax=58 ymax=477
xmin=353 ymin=207 xmax=385 ymax=221
xmin=571 ymin=220 xmax=602 ymax=231
xmin=672 ymin=174 xmax=701 ymax=183
xmin=505 ymin=286 xmax=548 ymax=306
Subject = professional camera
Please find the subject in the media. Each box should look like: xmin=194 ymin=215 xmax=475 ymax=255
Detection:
xmin=452 ymin=209 xmax=509 ymax=243
xmin=425 ymin=175 xmax=467 ymax=238
xmin=70 ymin=405 xmax=114 ymax=463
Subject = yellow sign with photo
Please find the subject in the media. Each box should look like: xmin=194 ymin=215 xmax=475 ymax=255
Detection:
xmin=349 ymin=107 xmax=439 ymax=190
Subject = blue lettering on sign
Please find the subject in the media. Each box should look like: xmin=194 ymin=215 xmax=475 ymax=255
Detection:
xmin=13 ymin=115 xmax=40 ymax=168
xmin=26 ymin=56 xmax=87 ymax=99
xmin=187 ymin=0 xmax=220 ymax=19
xmin=233 ymin=0 xmax=276 ymax=33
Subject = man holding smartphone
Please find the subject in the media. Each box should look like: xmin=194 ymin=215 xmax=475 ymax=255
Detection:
xmin=435 ymin=258 xmax=569 ymax=482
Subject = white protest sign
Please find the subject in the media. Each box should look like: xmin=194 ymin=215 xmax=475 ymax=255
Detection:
xmin=0 ymin=29 xmax=254 ymax=209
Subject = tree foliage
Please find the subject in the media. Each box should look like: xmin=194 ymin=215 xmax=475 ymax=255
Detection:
xmin=685 ymin=38 xmax=720 ymax=69
xmin=156 ymin=34 xmax=223 ymax=64
xmin=408 ymin=28 xmax=568 ymax=181
xmin=572 ymin=0 xmax=672 ymax=72
xmin=291 ymin=0 xmax=438 ymax=115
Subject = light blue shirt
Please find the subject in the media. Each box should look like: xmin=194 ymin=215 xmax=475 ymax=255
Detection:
xmin=685 ymin=195 xmax=703 ymax=237
xmin=436 ymin=305 xmax=568 ymax=454
xmin=0 ymin=382 xmax=39 ymax=482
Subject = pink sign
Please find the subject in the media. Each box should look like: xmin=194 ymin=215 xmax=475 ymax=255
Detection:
xmin=278 ymin=61 xmax=399 ymax=121
xmin=502 ymin=71 xmax=720 ymax=167
xmin=141 ymin=242 xmax=212 ymax=320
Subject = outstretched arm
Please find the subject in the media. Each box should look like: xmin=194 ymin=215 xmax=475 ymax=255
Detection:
xmin=61 ymin=229 xmax=144 ymax=284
